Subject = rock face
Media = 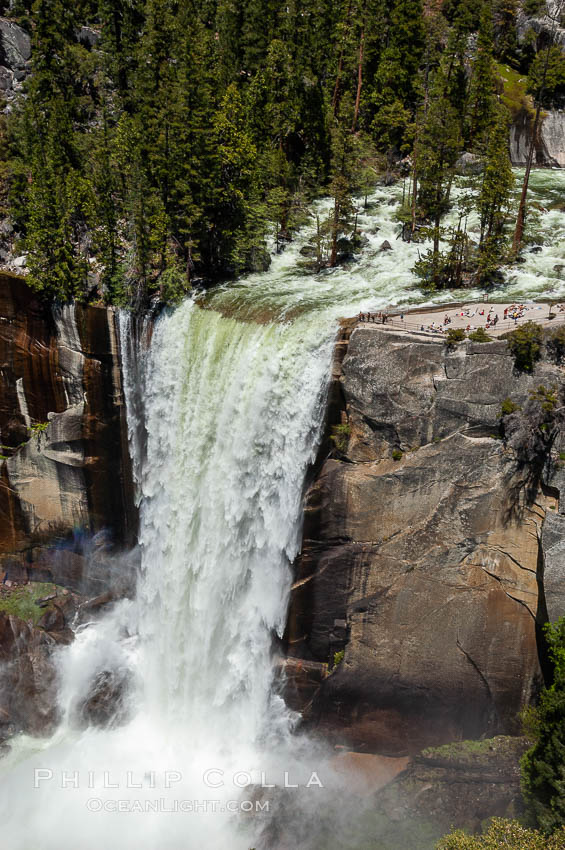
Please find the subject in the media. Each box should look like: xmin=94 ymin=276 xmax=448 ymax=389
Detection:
xmin=0 ymin=17 xmax=30 ymax=105
xmin=0 ymin=611 xmax=59 ymax=742
xmin=375 ymin=736 xmax=529 ymax=844
xmin=0 ymin=274 xmax=136 ymax=593
xmin=510 ymin=107 xmax=565 ymax=168
xmin=0 ymin=274 xmax=137 ymax=741
xmin=287 ymin=326 xmax=565 ymax=754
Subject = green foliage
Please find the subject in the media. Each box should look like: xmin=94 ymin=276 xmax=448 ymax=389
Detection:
xmin=494 ymin=0 xmax=519 ymax=63
xmin=0 ymin=582 xmax=59 ymax=625
xmin=505 ymin=321 xmax=543 ymax=372
xmin=499 ymin=397 xmax=521 ymax=417
xmin=445 ymin=327 xmax=466 ymax=346
xmin=546 ymin=325 xmax=565 ymax=364
xmin=330 ymin=423 xmax=351 ymax=453
xmin=436 ymin=818 xmax=565 ymax=848
xmin=466 ymin=5 xmax=497 ymax=149
xmin=29 ymin=421 xmax=49 ymax=434
xmin=495 ymin=62 xmax=533 ymax=122
xmin=158 ymin=259 xmax=191 ymax=306
xmin=522 ymin=617 xmax=565 ymax=834
xmin=370 ymin=0 xmax=425 ymax=153
xmin=0 ymin=0 xmax=535 ymax=302
xmin=392 ymin=448 xmax=403 ymax=460
xmin=476 ymin=106 xmax=514 ymax=282
xmin=468 ymin=327 xmax=492 ymax=342
xmin=528 ymin=47 xmax=565 ymax=109
xmin=332 ymin=649 xmax=345 ymax=669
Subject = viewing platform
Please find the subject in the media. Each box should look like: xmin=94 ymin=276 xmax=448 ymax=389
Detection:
xmin=356 ymin=301 xmax=565 ymax=338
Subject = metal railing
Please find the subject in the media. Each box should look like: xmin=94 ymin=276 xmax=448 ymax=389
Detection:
xmin=356 ymin=309 xmax=565 ymax=338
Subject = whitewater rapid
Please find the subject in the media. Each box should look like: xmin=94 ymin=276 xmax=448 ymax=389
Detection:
xmin=1 ymin=168 xmax=565 ymax=849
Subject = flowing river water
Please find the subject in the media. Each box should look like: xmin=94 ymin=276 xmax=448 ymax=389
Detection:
xmin=1 ymin=169 xmax=565 ymax=849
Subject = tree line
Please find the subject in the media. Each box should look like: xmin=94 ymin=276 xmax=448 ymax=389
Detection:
xmin=1 ymin=0 xmax=564 ymax=304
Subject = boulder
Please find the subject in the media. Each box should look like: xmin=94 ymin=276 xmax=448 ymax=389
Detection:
xmin=0 ymin=65 xmax=12 ymax=90
xmin=246 ymin=246 xmax=271 ymax=273
xmin=510 ymin=106 xmax=565 ymax=167
xmin=379 ymin=240 xmax=392 ymax=252
xmin=455 ymin=152 xmax=483 ymax=175
xmin=76 ymin=668 xmax=132 ymax=728
xmin=0 ymin=18 xmax=31 ymax=70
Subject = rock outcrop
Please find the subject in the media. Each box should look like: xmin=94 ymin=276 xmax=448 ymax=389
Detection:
xmin=0 ymin=273 xmax=137 ymax=741
xmin=374 ymin=736 xmax=529 ymax=845
xmin=287 ymin=325 xmax=565 ymax=754
xmin=0 ymin=17 xmax=30 ymax=104
xmin=510 ymin=0 xmax=565 ymax=167
xmin=510 ymin=106 xmax=565 ymax=168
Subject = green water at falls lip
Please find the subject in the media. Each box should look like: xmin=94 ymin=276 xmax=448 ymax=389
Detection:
xmin=204 ymin=168 xmax=565 ymax=324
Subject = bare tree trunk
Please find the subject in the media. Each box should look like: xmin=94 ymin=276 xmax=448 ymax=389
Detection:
xmin=512 ymin=0 xmax=561 ymax=254
xmin=330 ymin=199 xmax=340 ymax=267
xmin=512 ymin=102 xmax=541 ymax=255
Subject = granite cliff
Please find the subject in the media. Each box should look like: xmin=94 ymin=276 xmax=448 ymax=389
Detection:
xmin=0 ymin=273 xmax=136 ymax=742
xmin=286 ymin=323 xmax=565 ymax=756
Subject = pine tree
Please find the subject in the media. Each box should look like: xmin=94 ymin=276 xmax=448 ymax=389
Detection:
xmin=466 ymin=4 xmax=497 ymax=150
xmin=414 ymin=31 xmax=465 ymax=287
xmin=522 ymin=617 xmax=565 ymax=834
xmin=476 ymin=105 xmax=514 ymax=282
xmin=16 ymin=0 xmax=95 ymax=300
xmin=370 ymin=0 xmax=425 ymax=153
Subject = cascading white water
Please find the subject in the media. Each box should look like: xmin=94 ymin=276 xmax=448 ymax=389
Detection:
xmin=2 ymin=168 xmax=565 ymax=849
xmin=0 ymin=300 xmax=336 ymax=850
xmin=132 ymin=302 xmax=334 ymax=741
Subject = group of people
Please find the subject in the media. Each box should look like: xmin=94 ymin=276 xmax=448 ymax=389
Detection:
xmin=357 ymin=301 xmax=553 ymax=337
xmin=358 ymin=311 xmax=389 ymax=324
xmin=503 ymin=304 xmax=528 ymax=322
xmin=419 ymin=322 xmax=447 ymax=335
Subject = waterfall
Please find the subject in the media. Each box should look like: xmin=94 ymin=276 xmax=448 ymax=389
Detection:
xmin=0 ymin=300 xmax=335 ymax=850
xmin=3 ymin=169 xmax=565 ymax=848
xmin=131 ymin=303 xmax=332 ymax=738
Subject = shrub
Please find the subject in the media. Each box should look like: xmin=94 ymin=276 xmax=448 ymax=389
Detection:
xmin=332 ymin=650 xmax=345 ymax=670
xmin=444 ymin=328 xmax=466 ymax=347
xmin=468 ymin=327 xmax=492 ymax=342
xmin=29 ymin=421 xmax=48 ymax=434
xmin=546 ymin=325 xmax=565 ymax=365
xmin=505 ymin=321 xmax=543 ymax=372
xmin=521 ymin=617 xmax=565 ymax=835
xmin=158 ymin=258 xmax=192 ymax=305
xmin=330 ymin=423 xmax=351 ymax=453
xmin=436 ymin=818 xmax=565 ymax=848
xmin=0 ymin=582 xmax=58 ymax=625
xmin=392 ymin=448 xmax=403 ymax=461
xmin=500 ymin=397 xmax=521 ymax=418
